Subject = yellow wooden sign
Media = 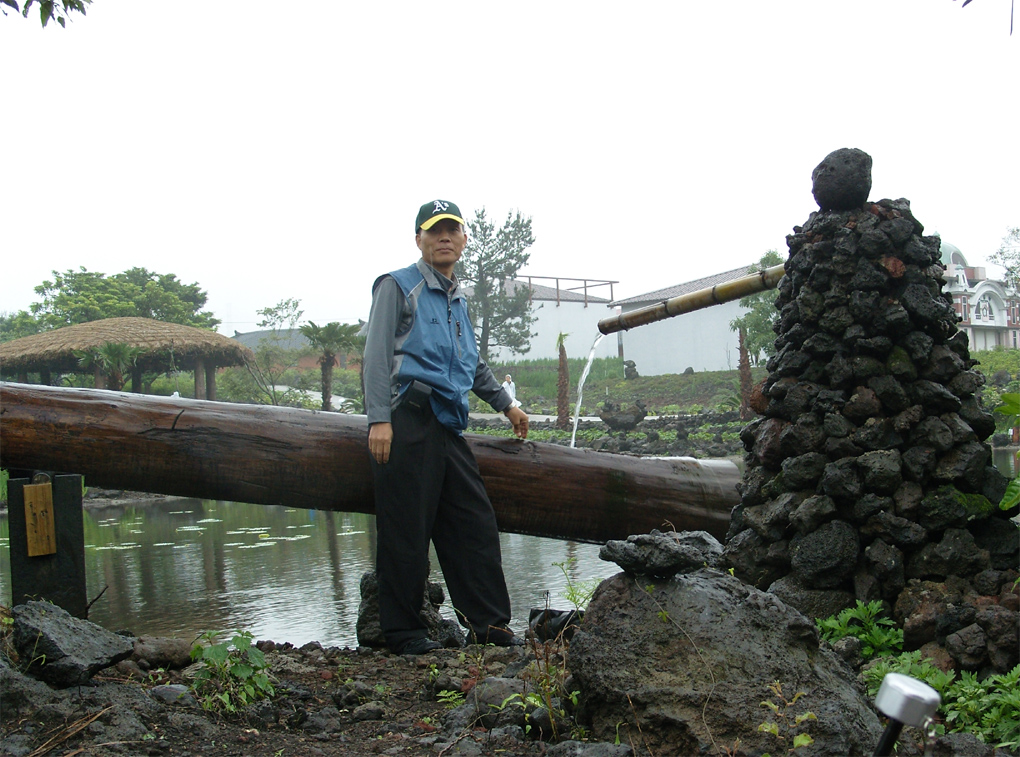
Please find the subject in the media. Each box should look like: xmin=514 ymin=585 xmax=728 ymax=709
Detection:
xmin=24 ymin=483 xmax=57 ymax=557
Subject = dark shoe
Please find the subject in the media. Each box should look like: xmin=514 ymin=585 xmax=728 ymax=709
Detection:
xmin=487 ymin=628 xmax=526 ymax=647
xmin=398 ymin=637 xmax=442 ymax=655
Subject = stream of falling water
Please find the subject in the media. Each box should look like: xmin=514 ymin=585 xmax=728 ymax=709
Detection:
xmin=570 ymin=332 xmax=605 ymax=448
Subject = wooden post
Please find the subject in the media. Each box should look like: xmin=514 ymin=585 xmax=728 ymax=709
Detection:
xmin=206 ymin=361 xmax=216 ymax=401
xmin=194 ymin=358 xmax=207 ymax=400
xmin=7 ymin=474 xmax=88 ymax=618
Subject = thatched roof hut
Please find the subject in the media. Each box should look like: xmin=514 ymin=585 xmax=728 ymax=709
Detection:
xmin=0 ymin=317 xmax=253 ymax=399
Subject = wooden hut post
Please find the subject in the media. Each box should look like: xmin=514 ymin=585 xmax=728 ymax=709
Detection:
xmin=93 ymin=365 xmax=106 ymax=390
xmin=40 ymin=368 xmax=51 ymax=386
xmin=194 ymin=357 xmax=207 ymax=400
xmin=132 ymin=364 xmax=143 ymax=393
xmin=206 ymin=361 xmax=217 ymax=401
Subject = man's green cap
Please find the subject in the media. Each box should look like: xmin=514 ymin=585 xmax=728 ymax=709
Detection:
xmin=416 ymin=199 xmax=465 ymax=232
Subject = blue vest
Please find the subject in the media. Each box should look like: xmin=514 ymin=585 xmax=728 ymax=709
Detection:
xmin=387 ymin=263 xmax=478 ymax=431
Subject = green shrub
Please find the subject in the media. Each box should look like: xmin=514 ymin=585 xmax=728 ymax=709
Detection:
xmin=943 ymin=667 xmax=1020 ymax=748
xmin=816 ymin=600 xmax=903 ymax=660
xmin=863 ymin=653 xmax=1020 ymax=749
xmin=189 ymin=630 xmax=275 ymax=714
xmin=862 ymin=651 xmax=957 ymax=698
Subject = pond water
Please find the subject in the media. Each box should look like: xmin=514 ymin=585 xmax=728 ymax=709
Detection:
xmin=993 ymin=446 xmax=1018 ymax=477
xmin=0 ymin=499 xmax=620 ymax=648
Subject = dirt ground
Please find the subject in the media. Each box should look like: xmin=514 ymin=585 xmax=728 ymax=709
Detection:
xmin=1 ymin=636 xmax=583 ymax=757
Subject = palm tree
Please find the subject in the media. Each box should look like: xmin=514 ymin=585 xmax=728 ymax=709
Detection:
xmin=75 ymin=342 xmax=145 ymax=391
xmin=556 ymin=333 xmax=570 ymax=430
xmin=299 ymin=321 xmax=363 ymax=411
xmin=737 ymin=326 xmax=754 ymax=420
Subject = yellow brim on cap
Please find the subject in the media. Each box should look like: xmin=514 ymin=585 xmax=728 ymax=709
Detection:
xmin=419 ymin=213 xmax=465 ymax=231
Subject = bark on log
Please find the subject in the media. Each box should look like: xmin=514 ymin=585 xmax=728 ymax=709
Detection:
xmin=0 ymin=383 xmax=739 ymax=543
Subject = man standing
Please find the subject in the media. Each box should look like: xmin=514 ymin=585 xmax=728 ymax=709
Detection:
xmin=363 ymin=199 xmax=530 ymax=655
xmin=501 ymin=374 xmax=522 ymax=408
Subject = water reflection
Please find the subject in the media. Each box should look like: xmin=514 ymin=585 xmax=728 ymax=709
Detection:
xmin=993 ymin=447 xmax=1018 ymax=478
xmin=0 ymin=499 xmax=619 ymax=648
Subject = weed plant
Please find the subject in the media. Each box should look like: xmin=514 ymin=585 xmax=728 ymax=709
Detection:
xmin=188 ymin=630 xmax=275 ymax=714
xmin=816 ymin=600 xmax=903 ymax=659
xmin=437 ymin=689 xmax=464 ymax=709
xmin=553 ymin=557 xmax=600 ymax=611
xmin=758 ymin=680 xmax=817 ymax=755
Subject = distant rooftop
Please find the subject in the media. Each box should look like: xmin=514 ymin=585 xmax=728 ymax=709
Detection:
xmin=465 ymin=276 xmax=615 ymax=305
xmin=231 ymin=328 xmax=309 ymax=351
xmin=612 ymin=264 xmax=761 ymax=306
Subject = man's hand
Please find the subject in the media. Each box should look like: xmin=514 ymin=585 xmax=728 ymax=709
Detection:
xmin=368 ymin=422 xmax=393 ymax=464
xmin=504 ymin=406 xmax=529 ymax=439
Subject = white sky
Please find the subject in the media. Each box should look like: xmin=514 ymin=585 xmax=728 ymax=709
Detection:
xmin=2 ymin=1 xmax=1016 ymax=336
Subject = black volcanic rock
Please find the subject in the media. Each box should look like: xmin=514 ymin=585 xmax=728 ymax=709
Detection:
xmin=811 ymin=147 xmax=873 ymax=211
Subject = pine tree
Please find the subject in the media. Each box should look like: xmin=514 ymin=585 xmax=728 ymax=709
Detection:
xmin=457 ymin=208 xmax=537 ymax=360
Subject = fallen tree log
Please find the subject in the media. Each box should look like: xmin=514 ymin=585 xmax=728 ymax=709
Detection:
xmin=0 ymin=383 xmax=740 ymax=543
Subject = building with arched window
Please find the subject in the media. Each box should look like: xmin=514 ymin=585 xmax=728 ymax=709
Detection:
xmin=941 ymin=241 xmax=1020 ymax=352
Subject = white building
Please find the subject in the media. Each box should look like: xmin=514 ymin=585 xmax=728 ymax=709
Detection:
xmin=476 ymin=276 xmax=621 ymax=362
xmin=611 ymin=265 xmax=759 ymax=376
xmin=941 ymin=241 xmax=1020 ymax=352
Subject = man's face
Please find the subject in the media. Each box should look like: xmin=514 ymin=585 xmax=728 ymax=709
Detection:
xmin=416 ymin=218 xmax=467 ymax=273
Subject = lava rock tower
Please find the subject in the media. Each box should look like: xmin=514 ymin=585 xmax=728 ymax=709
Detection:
xmin=722 ymin=147 xmax=1019 ymax=674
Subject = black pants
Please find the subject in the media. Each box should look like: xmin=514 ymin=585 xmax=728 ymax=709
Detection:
xmin=370 ymin=401 xmax=513 ymax=651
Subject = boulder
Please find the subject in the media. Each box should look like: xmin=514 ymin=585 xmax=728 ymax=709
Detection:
xmin=12 ymin=601 xmax=134 ymax=688
xmin=811 ymin=147 xmax=873 ymax=211
xmin=356 ymin=570 xmax=465 ymax=649
xmin=569 ymin=569 xmax=883 ymax=755
xmin=599 ymin=529 xmax=722 ymax=578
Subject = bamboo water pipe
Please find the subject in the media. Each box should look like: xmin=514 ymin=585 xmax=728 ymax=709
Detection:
xmin=598 ymin=264 xmax=786 ymax=335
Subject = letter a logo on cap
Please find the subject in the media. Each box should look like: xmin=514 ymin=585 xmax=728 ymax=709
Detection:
xmin=416 ymin=199 xmax=466 ymax=231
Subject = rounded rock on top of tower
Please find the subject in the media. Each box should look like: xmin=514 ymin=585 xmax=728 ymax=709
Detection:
xmin=811 ymin=147 xmax=873 ymax=211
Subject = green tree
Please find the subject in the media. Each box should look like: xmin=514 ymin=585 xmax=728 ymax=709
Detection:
xmin=298 ymin=321 xmax=363 ymax=412
xmin=989 ymin=227 xmax=1020 ymax=294
xmin=2 ymin=0 xmax=90 ymax=27
xmin=729 ymin=250 xmax=784 ymax=367
xmin=0 ymin=310 xmax=44 ymax=343
xmin=556 ymin=333 xmax=570 ymax=430
xmin=245 ymin=298 xmax=304 ymax=406
xmin=117 ymin=268 xmax=219 ymax=328
xmin=30 ymin=267 xmax=219 ymax=330
xmin=456 ymin=208 xmax=537 ymax=361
